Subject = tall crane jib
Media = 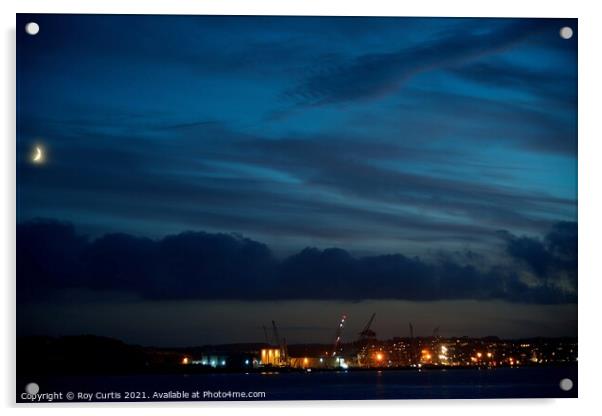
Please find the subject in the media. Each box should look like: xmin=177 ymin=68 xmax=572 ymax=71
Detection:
xmin=331 ymin=314 xmax=347 ymax=357
xmin=263 ymin=325 xmax=270 ymax=345
xmin=359 ymin=313 xmax=376 ymax=342
xmin=271 ymin=320 xmax=287 ymax=364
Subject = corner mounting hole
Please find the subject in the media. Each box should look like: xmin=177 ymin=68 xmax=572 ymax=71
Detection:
xmin=560 ymin=26 xmax=573 ymax=40
xmin=559 ymin=378 xmax=573 ymax=391
xmin=25 ymin=22 xmax=39 ymax=36
xmin=25 ymin=382 xmax=39 ymax=395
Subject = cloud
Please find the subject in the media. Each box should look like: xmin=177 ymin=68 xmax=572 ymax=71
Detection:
xmin=449 ymin=60 xmax=577 ymax=107
xmin=18 ymin=115 xmax=574 ymax=254
xmin=499 ymin=221 xmax=577 ymax=287
xmin=236 ymin=136 xmax=573 ymax=233
xmin=286 ymin=19 xmax=554 ymax=106
xmin=16 ymin=16 xmax=576 ymax=268
xmin=392 ymin=87 xmax=577 ymax=156
xmin=18 ymin=219 xmax=576 ymax=304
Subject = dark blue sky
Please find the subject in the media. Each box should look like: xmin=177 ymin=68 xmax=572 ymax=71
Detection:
xmin=16 ymin=15 xmax=577 ymax=343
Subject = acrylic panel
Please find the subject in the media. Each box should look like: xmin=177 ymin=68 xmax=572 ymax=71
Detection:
xmin=16 ymin=14 xmax=578 ymax=402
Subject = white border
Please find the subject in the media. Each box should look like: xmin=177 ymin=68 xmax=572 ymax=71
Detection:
xmin=3 ymin=1 xmax=601 ymax=415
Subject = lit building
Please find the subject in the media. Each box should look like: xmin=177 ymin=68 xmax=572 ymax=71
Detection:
xmin=260 ymin=348 xmax=282 ymax=366
xmin=192 ymin=355 xmax=229 ymax=368
xmin=289 ymin=356 xmax=348 ymax=369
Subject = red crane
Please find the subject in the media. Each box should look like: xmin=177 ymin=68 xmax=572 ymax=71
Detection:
xmin=331 ymin=314 xmax=347 ymax=357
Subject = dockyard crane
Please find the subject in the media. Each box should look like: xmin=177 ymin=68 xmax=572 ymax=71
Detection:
xmin=409 ymin=322 xmax=417 ymax=365
xmin=271 ymin=320 xmax=280 ymax=346
xmin=272 ymin=320 xmax=287 ymax=363
xmin=331 ymin=314 xmax=347 ymax=357
xmin=358 ymin=313 xmax=376 ymax=342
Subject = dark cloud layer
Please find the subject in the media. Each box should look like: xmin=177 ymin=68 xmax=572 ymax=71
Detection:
xmin=500 ymin=221 xmax=577 ymax=286
xmin=18 ymin=219 xmax=577 ymax=305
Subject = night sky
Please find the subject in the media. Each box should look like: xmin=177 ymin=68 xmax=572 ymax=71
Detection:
xmin=16 ymin=15 xmax=577 ymax=345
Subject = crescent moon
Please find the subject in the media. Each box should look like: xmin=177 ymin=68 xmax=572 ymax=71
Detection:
xmin=33 ymin=146 xmax=43 ymax=162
